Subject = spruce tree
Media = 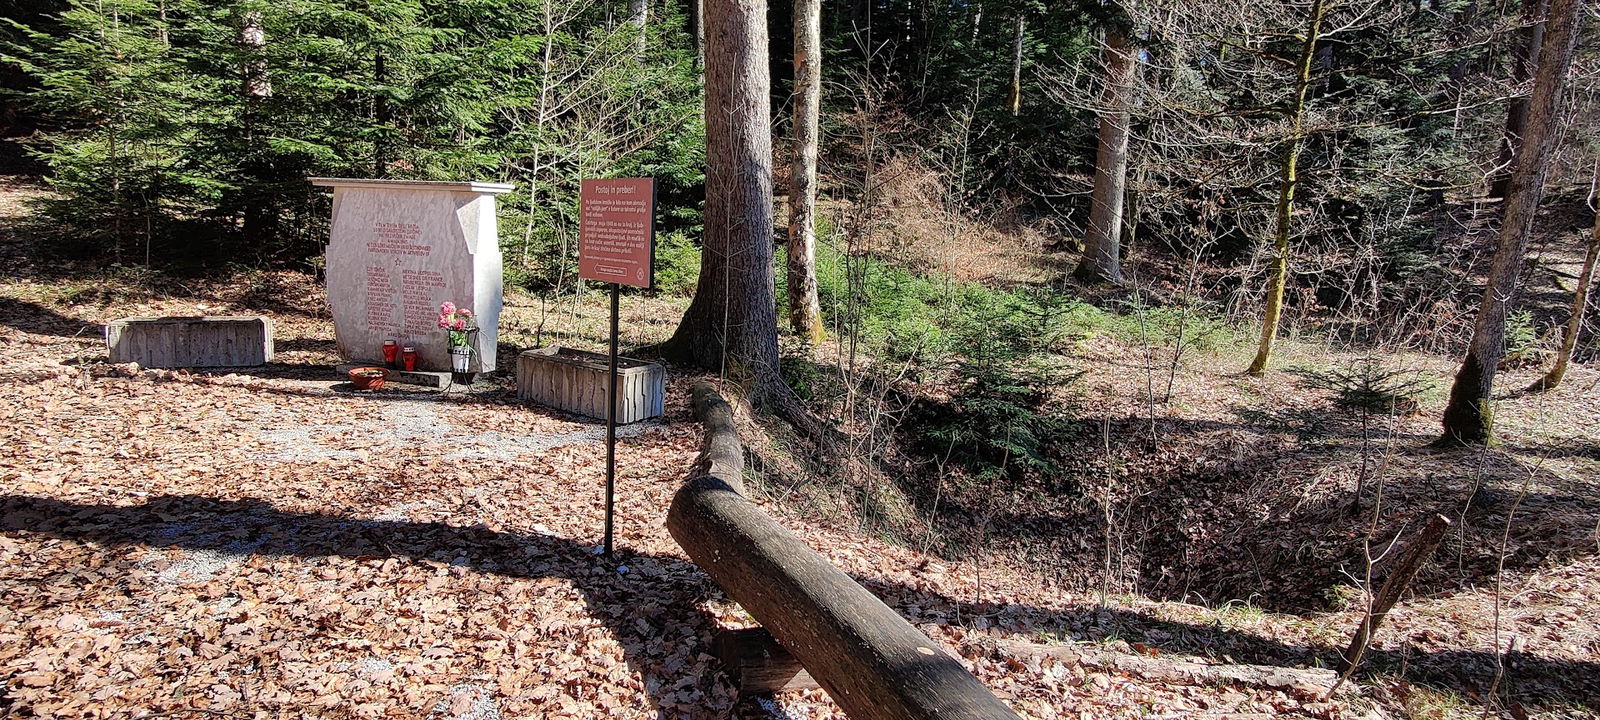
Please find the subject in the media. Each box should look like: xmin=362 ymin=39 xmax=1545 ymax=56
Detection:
xmin=5 ymin=0 xmax=200 ymax=260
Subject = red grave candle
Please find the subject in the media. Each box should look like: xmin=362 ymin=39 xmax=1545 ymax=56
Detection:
xmin=382 ymin=340 xmax=399 ymax=367
xmin=401 ymin=346 xmax=417 ymax=372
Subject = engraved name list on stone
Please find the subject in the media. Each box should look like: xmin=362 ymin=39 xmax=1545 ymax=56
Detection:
xmin=311 ymin=178 xmax=514 ymax=373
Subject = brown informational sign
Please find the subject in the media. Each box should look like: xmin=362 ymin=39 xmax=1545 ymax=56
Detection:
xmin=579 ymin=178 xmax=655 ymax=288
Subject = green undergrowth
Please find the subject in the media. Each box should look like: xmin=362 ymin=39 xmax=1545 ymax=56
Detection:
xmin=780 ymin=237 xmax=1245 ymax=365
xmin=775 ymin=235 xmax=1248 ymax=485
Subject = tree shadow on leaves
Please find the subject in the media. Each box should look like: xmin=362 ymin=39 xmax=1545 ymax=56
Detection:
xmin=0 ymin=296 xmax=102 ymax=338
xmin=0 ymin=494 xmax=732 ymax=719
xmin=7 ymin=491 xmax=1597 ymax=716
xmin=846 ymin=569 xmax=1600 ymax=713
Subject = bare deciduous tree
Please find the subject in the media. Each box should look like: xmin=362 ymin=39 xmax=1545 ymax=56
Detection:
xmin=1531 ymin=167 xmax=1600 ymax=391
xmin=1441 ymin=0 xmax=1584 ymax=444
xmin=1008 ymin=14 xmax=1025 ymax=116
xmin=1246 ymin=0 xmax=1328 ymax=376
xmin=1487 ymin=0 xmax=1549 ymax=200
xmin=788 ymin=0 xmax=826 ymax=344
xmin=1074 ymin=27 xmax=1136 ymax=285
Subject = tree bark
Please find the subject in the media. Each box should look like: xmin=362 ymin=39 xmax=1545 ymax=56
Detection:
xmin=1531 ymin=173 xmax=1600 ymax=391
xmin=1007 ymin=15 xmax=1025 ymax=116
xmin=690 ymin=381 xmax=744 ymax=481
xmin=1338 ymin=515 xmax=1452 ymax=675
xmin=787 ymin=0 xmax=826 ymax=344
xmin=662 ymin=0 xmax=794 ymax=412
xmin=688 ymin=0 xmax=704 ymax=69
xmin=372 ymin=49 xmax=391 ymax=179
xmin=239 ymin=11 xmax=271 ymax=99
xmin=239 ymin=10 xmax=273 ymax=246
xmin=629 ymin=0 xmax=649 ymax=54
xmin=1246 ymin=0 xmax=1326 ymax=376
xmin=1073 ymin=29 xmax=1136 ymax=285
xmin=1441 ymin=0 xmax=1582 ymax=444
xmin=1488 ymin=0 xmax=1549 ymax=200
xmin=1120 ymin=164 xmax=1143 ymax=256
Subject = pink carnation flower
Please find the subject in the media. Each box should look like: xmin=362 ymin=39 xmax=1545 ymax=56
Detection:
xmin=439 ymin=301 xmax=456 ymax=315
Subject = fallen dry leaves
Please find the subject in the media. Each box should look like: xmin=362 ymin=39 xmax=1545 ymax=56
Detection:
xmin=0 ymin=247 xmax=1593 ymax=719
xmin=0 ymin=290 xmax=1403 ymax=720
xmin=0 ymin=355 xmax=749 ymax=719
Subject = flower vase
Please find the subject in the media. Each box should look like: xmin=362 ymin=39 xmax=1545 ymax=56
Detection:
xmin=449 ymin=345 xmax=473 ymax=385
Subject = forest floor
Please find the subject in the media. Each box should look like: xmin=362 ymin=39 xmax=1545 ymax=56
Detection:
xmin=0 ymin=175 xmax=1596 ymax=720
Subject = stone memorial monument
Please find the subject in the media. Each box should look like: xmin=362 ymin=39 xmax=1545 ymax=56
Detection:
xmin=311 ymin=178 xmax=513 ymax=376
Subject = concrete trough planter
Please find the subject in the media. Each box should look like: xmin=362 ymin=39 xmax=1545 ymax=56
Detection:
xmin=106 ymin=316 xmax=274 ymax=368
xmin=517 ymin=346 xmax=664 ymax=424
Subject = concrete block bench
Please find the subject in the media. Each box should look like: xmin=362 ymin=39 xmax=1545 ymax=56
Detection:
xmin=106 ymin=316 xmax=274 ymax=368
xmin=517 ymin=346 xmax=664 ymax=423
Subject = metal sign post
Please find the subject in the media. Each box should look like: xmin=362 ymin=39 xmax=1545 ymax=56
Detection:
xmin=578 ymin=178 xmax=656 ymax=558
xmin=603 ymin=282 xmax=619 ymax=556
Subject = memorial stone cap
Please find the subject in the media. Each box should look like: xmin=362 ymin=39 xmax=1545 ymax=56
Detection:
xmin=309 ymin=178 xmax=515 ymax=194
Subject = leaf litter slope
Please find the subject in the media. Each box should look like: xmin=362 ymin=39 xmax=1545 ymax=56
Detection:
xmin=0 ymin=187 xmax=1594 ymax=717
xmin=0 ymin=362 xmax=1373 ymax=720
xmin=0 ymin=319 xmax=1388 ymax=719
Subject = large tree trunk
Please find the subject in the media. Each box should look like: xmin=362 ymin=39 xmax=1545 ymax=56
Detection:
xmin=1246 ymin=0 xmax=1326 ymax=376
xmin=1530 ymin=170 xmax=1600 ymax=391
xmin=662 ymin=0 xmax=793 ymax=412
xmin=1007 ymin=15 xmax=1025 ymax=116
xmin=787 ymin=0 xmax=826 ymax=344
xmin=1488 ymin=0 xmax=1549 ymax=200
xmin=1441 ymin=0 xmax=1583 ymax=444
xmin=1073 ymin=29 xmax=1136 ymax=286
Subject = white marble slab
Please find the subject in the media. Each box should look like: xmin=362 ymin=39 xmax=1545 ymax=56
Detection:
xmin=312 ymin=178 xmax=513 ymax=373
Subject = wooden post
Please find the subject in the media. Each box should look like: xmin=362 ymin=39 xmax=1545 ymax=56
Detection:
xmin=1339 ymin=514 xmax=1452 ymax=673
xmin=669 ymin=381 xmax=1021 ymax=719
xmin=715 ymin=627 xmax=819 ymax=694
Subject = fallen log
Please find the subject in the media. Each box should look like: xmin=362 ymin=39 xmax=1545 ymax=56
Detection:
xmin=1338 ymin=513 xmax=1452 ymax=674
xmin=669 ymin=381 xmax=1021 ymax=720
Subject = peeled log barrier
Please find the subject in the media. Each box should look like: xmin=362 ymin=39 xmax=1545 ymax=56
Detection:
xmin=667 ymin=381 xmax=1022 ymax=720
